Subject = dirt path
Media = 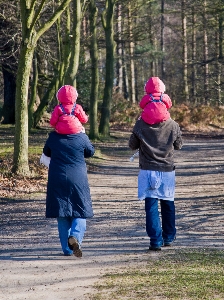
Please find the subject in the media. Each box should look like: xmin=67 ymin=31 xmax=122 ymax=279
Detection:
xmin=1 ymin=132 xmax=224 ymax=300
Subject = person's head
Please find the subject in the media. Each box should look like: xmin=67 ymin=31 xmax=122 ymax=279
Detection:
xmin=144 ymin=77 xmax=165 ymax=94
xmin=56 ymin=85 xmax=78 ymax=104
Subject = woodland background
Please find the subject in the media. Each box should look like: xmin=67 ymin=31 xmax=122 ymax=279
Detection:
xmin=0 ymin=0 xmax=224 ymax=176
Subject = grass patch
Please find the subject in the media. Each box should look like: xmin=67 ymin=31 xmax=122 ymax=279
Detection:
xmin=0 ymin=145 xmax=14 ymax=156
xmin=0 ymin=125 xmax=47 ymax=158
xmin=91 ymin=250 xmax=224 ymax=300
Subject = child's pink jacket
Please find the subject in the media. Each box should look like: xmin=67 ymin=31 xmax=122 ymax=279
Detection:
xmin=50 ymin=85 xmax=88 ymax=134
xmin=140 ymin=77 xmax=172 ymax=125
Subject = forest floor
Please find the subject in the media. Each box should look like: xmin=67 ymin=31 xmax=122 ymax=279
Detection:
xmin=0 ymin=128 xmax=224 ymax=299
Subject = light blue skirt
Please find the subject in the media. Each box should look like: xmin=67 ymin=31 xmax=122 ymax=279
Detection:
xmin=138 ymin=169 xmax=175 ymax=201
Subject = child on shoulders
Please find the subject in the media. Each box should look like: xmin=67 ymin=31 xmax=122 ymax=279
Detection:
xmin=130 ymin=77 xmax=172 ymax=162
xmin=139 ymin=76 xmax=172 ymax=125
xmin=50 ymin=85 xmax=88 ymax=134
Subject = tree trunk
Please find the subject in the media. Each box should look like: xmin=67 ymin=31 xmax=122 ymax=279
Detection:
xmin=62 ymin=5 xmax=72 ymax=85
xmin=191 ymin=5 xmax=197 ymax=104
xmin=122 ymin=45 xmax=129 ymax=100
xmin=88 ymin=0 xmax=99 ymax=139
xmin=65 ymin=0 xmax=81 ymax=87
xmin=215 ymin=14 xmax=222 ymax=104
xmin=13 ymin=43 xmax=34 ymax=175
xmin=1 ymin=65 xmax=16 ymax=124
xmin=13 ymin=0 xmax=71 ymax=175
xmin=128 ymin=2 xmax=136 ymax=104
xmin=203 ymin=0 xmax=209 ymax=104
xmin=99 ymin=0 xmax=115 ymax=137
xmin=216 ymin=29 xmax=221 ymax=104
xmin=219 ymin=12 xmax=223 ymax=60
xmin=161 ymin=0 xmax=165 ymax=80
xmin=56 ymin=8 xmax=65 ymax=86
xmin=55 ymin=3 xmax=71 ymax=87
xmin=148 ymin=1 xmax=155 ymax=76
xmin=28 ymin=51 xmax=38 ymax=131
xmin=116 ymin=3 xmax=123 ymax=94
xmin=182 ymin=0 xmax=189 ymax=102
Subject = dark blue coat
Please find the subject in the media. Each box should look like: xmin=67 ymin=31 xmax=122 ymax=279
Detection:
xmin=43 ymin=131 xmax=95 ymax=218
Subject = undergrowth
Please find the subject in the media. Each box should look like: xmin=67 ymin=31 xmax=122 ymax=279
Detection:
xmin=110 ymin=95 xmax=224 ymax=131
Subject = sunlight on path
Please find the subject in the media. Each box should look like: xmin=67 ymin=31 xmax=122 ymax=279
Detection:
xmin=0 ymin=137 xmax=224 ymax=299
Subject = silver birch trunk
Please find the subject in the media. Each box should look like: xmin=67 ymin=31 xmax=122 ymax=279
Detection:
xmin=182 ymin=0 xmax=189 ymax=102
xmin=128 ymin=2 xmax=136 ymax=104
xmin=122 ymin=46 xmax=129 ymax=100
xmin=203 ymin=0 xmax=209 ymax=104
xmin=216 ymin=15 xmax=223 ymax=104
xmin=161 ymin=0 xmax=165 ymax=80
xmin=116 ymin=3 xmax=123 ymax=94
xmin=191 ymin=6 xmax=197 ymax=104
xmin=148 ymin=1 xmax=155 ymax=76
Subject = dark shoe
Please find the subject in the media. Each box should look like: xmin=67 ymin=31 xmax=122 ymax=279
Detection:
xmin=68 ymin=236 xmax=82 ymax=257
xmin=163 ymin=236 xmax=176 ymax=247
xmin=149 ymin=245 xmax=161 ymax=251
xmin=163 ymin=242 xmax=172 ymax=246
xmin=64 ymin=252 xmax=73 ymax=256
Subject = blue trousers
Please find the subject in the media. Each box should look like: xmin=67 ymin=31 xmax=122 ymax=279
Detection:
xmin=145 ymin=197 xmax=176 ymax=247
xmin=57 ymin=217 xmax=86 ymax=255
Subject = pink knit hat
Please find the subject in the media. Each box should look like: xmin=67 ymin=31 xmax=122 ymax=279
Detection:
xmin=144 ymin=77 xmax=165 ymax=94
xmin=56 ymin=85 xmax=78 ymax=104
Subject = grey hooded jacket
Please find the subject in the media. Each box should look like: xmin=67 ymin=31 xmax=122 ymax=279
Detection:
xmin=129 ymin=118 xmax=182 ymax=172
